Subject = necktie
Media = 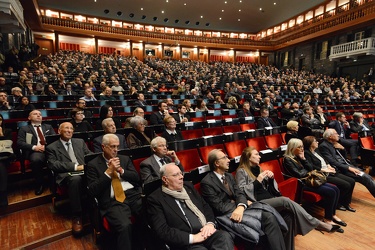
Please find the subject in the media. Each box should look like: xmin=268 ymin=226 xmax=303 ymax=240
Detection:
xmin=339 ymin=123 xmax=345 ymax=138
xmin=221 ymin=175 xmax=233 ymax=197
xmin=160 ymin=158 xmax=166 ymax=165
xmin=264 ymin=118 xmax=271 ymax=127
xmin=178 ymin=200 xmax=202 ymax=233
xmin=66 ymin=142 xmax=78 ymax=164
xmin=111 ymin=171 xmax=125 ymax=203
xmin=35 ymin=125 xmax=46 ymax=145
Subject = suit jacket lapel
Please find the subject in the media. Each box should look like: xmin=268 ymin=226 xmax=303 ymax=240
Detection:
xmin=162 ymin=192 xmax=190 ymax=226
xmin=56 ymin=140 xmax=72 ymax=161
xmin=209 ymin=172 xmax=231 ymax=196
xmin=150 ymin=156 xmax=161 ymax=176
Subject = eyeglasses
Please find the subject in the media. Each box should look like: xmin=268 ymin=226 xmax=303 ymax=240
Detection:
xmin=217 ymin=155 xmax=229 ymax=161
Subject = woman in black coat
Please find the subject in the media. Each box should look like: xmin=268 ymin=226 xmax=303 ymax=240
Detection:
xmin=283 ymin=138 xmax=345 ymax=231
xmin=303 ymin=136 xmax=356 ymax=212
xmin=70 ymin=108 xmax=94 ymax=133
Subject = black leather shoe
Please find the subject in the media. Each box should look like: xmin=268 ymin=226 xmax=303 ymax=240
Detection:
xmin=35 ymin=185 xmax=44 ymax=195
xmin=332 ymin=219 xmax=347 ymax=227
xmin=337 ymin=205 xmax=346 ymax=211
xmin=336 ymin=228 xmax=345 ymax=233
xmin=330 ymin=225 xmax=341 ymax=233
xmin=345 ymin=205 xmax=356 ymax=212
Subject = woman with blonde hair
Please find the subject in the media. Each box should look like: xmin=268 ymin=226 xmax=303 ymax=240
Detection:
xmin=285 ymin=120 xmax=300 ymax=143
xmin=226 ymin=96 xmax=238 ymax=109
xmin=283 ymin=139 xmax=345 ymax=231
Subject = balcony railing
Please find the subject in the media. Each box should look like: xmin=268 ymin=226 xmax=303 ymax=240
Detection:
xmin=329 ymin=37 xmax=375 ymax=60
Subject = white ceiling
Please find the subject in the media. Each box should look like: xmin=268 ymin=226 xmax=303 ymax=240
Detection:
xmin=37 ymin=0 xmax=327 ymax=33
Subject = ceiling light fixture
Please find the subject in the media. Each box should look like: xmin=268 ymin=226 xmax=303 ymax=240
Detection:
xmin=104 ymin=9 xmax=109 ymax=14
xmin=185 ymin=20 xmax=190 ymax=24
xmin=142 ymin=15 xmax=146 ymax=19
xmin=164 ymin=18 xmax=169 ymax=22
xmin=129 ymin=13 xmax=134 ymax=18
xmin=117 ymin=11 xmax=122 ymax=16
xmin=175 ymin=19 xmax=180 ymax=23
xmin=196 ymin=22 xmax=200 ymax=25
xmin=153 ymin=17 xmax=158 ymax=21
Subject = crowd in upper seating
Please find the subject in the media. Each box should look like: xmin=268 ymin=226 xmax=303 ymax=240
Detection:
xmin=1 ymin=49 xmax=375 ymax=249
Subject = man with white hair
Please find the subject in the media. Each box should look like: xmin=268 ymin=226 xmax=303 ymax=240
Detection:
xmin=147 ymin=163 xmax=234 ymax=249
xmin=319 ymin=129 xmax=375 ymax=198
xmin=87 ymin=134 xmax=142 ymax=250
xmin=140 ymin=136 xmax=183 ymax=184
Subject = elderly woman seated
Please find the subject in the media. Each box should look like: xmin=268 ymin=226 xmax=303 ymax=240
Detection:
xmin=161 ymin=116 xmax=184 ymax=142
xmin=126 ymin=116 xmax=155 ymax=149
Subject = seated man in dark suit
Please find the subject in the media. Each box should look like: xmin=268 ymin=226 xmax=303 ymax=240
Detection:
xmin=60 ymin=83 xmax=77 ymax=96
xmin=87 ymin=134 xmax=142 ymax=250
xmin=147 ymin=163 xmax=234 ymax=250
xmin=319 ymin=129 xmax=375 ymax=198
xmin=150 ymin=101 xmax=170 ymax=125
xmin=238 ymin=101 xmax=252 ymax=118
xmin=17 ymin=110 xmax=56 ymax=195
xmin=46 ymin=122 xmax=92 ymax=234
xmin=173 ymin=104 xmax=190 ymax=123
xmin=328 ymin=112 xmax=360 ymax=166
xmin=133 ymin=93 xmax=148 ymax=107
xmin=257 ymin=107 xmax=277 ymax=129
xmin=140 ymin=136 xmax=183 ymax=184
xmin=349 ymin=112 xmax=374 ymax=133
xmin=93 ymin=118 xmax=128 ymax=152
xmin=200 ymin=149 xmax=287 ymax=250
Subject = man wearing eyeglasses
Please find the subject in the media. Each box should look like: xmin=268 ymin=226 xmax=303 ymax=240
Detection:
xmin=140 ymin=136 xmax=183 ymax=184
xmin=200 ymin=149 xmax=287 ymax=249
xmin=87 ymin=133 xmax=142 ymax=250
xmin=147 ymin=163 xmax=234 ymax=249
xmin=67 ymin=99 xmax=93 ymax=118
xmin=93 ymin=118 xmax=128 ymax=152
xmin=46 ymin=122 xmax=92 ymax=234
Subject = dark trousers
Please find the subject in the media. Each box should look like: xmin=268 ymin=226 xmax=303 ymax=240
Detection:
xmin=0 ymin=161 xmax=9 ymax=206
xmin=261 ymin=210 xmax=286 ymax=250
xmin=304 ymin=183 xmax=339 ymax=220
xmin=344 ymin=169 xmax=375 ymax=198
xmin=101 ymin=188 xmax=142 ymax=250
xmin=171 ymin=230 xmax=234 ymax=250
xmin=327 ymin=173 xmax=355 ymax=206
xmin=29 ymin=151 xmax=46 ymax=187
xmin=65 ymin=175 xmax=83 ymax=214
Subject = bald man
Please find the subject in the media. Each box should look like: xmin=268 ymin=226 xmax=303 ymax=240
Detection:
xmin=46 ymin=122 xmax=92 ymax=234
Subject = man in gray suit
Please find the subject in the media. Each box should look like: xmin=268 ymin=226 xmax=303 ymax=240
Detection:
xmin=46 ymin=122 xmax=92 ymax=234
xmin=140 ymin=136 xmax=183 ymax=184
xmin=17 ymin=110 xmax=56 ymax=195
xmin=93 ymin=118 xmax=128 ymax=152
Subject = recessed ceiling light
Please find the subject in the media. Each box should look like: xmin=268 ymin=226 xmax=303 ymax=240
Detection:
xmin=141 ymin=8 xmax=143 ymax=10
xmin=219 ymin=17 xmax=222 ymax=20
xmin=200 ymin=16 xmax=203 ymax=18
xmin=222 ymin=10 xmax=224 ymax=12
xmin=274 ymin=2 xmax=276 ymax=5
xmin=224 ymin=1 xmax=227 ymax=3
xmin=184 ymin=3 xmax=187 ymax=5
xmin=238 ymin=19 xmax=241 ymax=21
xmin=259 ymin=8 xmax=262 ymax=11
xmin=166 ymin=0 xmax=168 ymax=2
xmin=161 ymin=10 xmax=164 ymax=13
xmin=239 ymin=9 xmax=241 ymax=12
xmin=239 ymin=0 xmax=242 ymax=2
